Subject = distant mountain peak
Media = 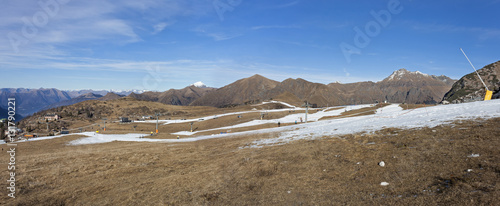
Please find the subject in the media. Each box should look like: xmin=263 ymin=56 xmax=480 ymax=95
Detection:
xmin=79 ymin=92 xmax=103 ymax=98
xmin=250 ymin=74 xmax=264 ymax=78
xmin=386 ymin=68 xmax=430 ymax=81
xmin=190 ymin=81 xmax=207 ymax=88
xmin=98 ymin=92 xmax=124 ymax=101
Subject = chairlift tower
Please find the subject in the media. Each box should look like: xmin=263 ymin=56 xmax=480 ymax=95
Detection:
xmin=302 ymin=101 xmax=312 ymax=123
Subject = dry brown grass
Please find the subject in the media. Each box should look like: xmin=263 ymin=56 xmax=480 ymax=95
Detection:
xmin=1 ymin=117 xmax=499 ymax=205
xmin=92 ymin=110 xmax=296 ymax=139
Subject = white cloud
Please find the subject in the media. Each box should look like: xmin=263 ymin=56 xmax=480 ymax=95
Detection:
xmin=153 ymin=22 xmax=169 ymax=34
xmin=0 ymin=0 xmax=215 ymax=52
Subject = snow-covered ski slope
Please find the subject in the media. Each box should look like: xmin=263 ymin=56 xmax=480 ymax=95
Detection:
xmin=172 ymin=104 xmax=371 ymax=136
xmin=247 ymin=100 xmax=500 ymax=147
xmin=4 ymin=100 xmax=500 ymax=146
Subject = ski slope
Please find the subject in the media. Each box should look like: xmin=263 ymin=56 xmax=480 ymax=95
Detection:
xmin=136 ymin=101 xmax=305 ymax=125
xmin=4 ymin=100 xmax=500 ymax=146
xmin=246 ymin=99 xmax=500 ymax=148
xmin=172 ymin=104 xmax=371 ymax=136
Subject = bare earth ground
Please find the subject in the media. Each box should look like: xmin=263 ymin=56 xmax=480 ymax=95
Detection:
xmin=1 ymin=117 xmax=499 ymax=205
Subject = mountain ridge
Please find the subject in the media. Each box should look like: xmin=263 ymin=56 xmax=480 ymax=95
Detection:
xmin=43 ymin=93 xmax=104 ymax=110
xmin=1 ymin=69 xmax=458 ymax=119
xmin=0 ymin=88 xmax=72 ymax=117
xmin=189 ymin=74 xmax=280 ymax=107
xmin=190 ymin=70 xmax=456 ymax=107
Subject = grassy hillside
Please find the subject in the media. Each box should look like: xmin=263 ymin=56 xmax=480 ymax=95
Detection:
xmin=17 ymin=97 xmax=301 ymax=137
xmin=18 ymin=97 xmax=220 ymax=135
xmin=1 ymin=117 xmax=498 ymax=205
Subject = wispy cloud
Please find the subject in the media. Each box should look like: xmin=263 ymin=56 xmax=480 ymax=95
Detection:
xmin=192 ymin=25 xmax=243 ymax=41
xmin=251 ymin=25 xmax=300 ymax=30
xmin=0 ymin=0 xmax=214 ymax=52
xmin=152 ymin=22 xmax=170 ymax=34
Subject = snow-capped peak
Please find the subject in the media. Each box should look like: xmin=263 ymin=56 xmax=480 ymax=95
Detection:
xmin=190 ymin=81 xmax=207 ymax=88
xmin=386 ymin=69 xmax=430 ymax=81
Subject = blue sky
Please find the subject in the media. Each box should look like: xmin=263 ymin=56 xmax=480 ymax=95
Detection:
xmin=1 ymin=0 xmax=499 ymax=91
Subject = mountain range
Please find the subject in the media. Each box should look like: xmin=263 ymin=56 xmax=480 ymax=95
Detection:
xmin=129 ymin=85 xmax=215 ymax=106
xmin=0 ymin=88 xmax=142 ymax=117
xmin=5 ymin=58 xmax=500 ymax=124
xmin=64 ymin=89 xmax=146 ymax=98
xmin=3 ymin=67 xmax=486 ymax=120
xmin=0 ymin=88 xmax=72 ymax=117
xmin=190 ymin=69 xmax=455 ymax=107
xmin=1 ymin=69 xmax=457 ymax=120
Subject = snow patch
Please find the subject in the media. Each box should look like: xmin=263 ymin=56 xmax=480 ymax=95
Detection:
xmin=244 ymin=100 xmax=500 ymax=148
xmin=191 ymin=81 xmax=207 ymax=88
xmin=387 ymin=69 xmax=430 ymax=80
xmin=173 ymin=105 xmax=372 ymax=136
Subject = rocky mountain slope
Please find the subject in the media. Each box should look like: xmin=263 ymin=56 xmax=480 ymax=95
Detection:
xmin=266 ymin=78 xmax=338 ymax=106
xmin=377 ymin=69 xmax=456 ymax=104
xmin=443 ymin=61 xmax=500 ymax=103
